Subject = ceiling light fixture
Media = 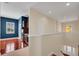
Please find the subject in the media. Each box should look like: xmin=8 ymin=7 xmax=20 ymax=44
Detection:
xmin=66 ymin=3 xmax=70 ymax=6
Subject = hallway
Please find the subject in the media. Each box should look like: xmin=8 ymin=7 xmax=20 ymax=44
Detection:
xmin=0 ymin=2 xmax=79 ymax=56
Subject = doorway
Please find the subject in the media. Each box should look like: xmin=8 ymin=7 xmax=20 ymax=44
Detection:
xmin=22 ymin=16 xmax=29 ymax=47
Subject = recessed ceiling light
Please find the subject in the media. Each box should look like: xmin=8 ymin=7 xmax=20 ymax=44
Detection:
xmin=66 ymin=3 xmax=70 ymax=6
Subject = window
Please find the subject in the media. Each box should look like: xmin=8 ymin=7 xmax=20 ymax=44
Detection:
xmin=67 ymin=46 xmax=72 ymax=53
xmin=64 ymin=45 xmax=75 ymax=55
xmin=6 ymin=43 xmax=15 ymax=53
xmin=65 ymin=25 xmax=72 ymax=32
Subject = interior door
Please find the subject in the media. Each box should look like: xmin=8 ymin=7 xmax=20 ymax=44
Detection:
xmin=22 ymin=17 xmax=29 ymax=47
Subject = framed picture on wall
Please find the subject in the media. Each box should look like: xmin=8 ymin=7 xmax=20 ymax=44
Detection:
xmin=6 ymin=22 xmax=15 ymax=34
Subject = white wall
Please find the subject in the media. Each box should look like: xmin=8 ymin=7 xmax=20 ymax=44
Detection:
xmin=29 ymin=8 xmax=57 ymax=36
xmin=29 ymin=8 xmax=63 ymax=56
xmin=63 ymin=32 xmax=79 ymax=56
xmin=29 ymin=8 xmax=79 ymax=56
xmin=42 ymin=33 xmax=64 ymax=56
xmin=29 ymin=36 xmax=42 ymax=56
xmin=61 ymin=20 xmax=79 ymax=55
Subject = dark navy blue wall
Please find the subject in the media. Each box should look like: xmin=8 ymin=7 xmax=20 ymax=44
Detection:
xmin=22 ymin=16 xmax=28 ymax=21
xmin=21 ymin=16 xmax=28 ymax=27
xmin=0 ymin=17 xmax=18 ymax=39
xmin=0 ymin=18 xmax=1 ymax=38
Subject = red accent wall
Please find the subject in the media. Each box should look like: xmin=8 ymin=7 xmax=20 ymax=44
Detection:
xmin=0 ymin=39 xmax=21 ymax=55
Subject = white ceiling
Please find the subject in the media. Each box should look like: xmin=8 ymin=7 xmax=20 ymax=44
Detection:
xmin=33 ymin=2 xmax=79 ymax=22
xmin=0 ymin=2 xmax=37 ymax=19
xmin=0 ymin=2 xmax=79 ymax=22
